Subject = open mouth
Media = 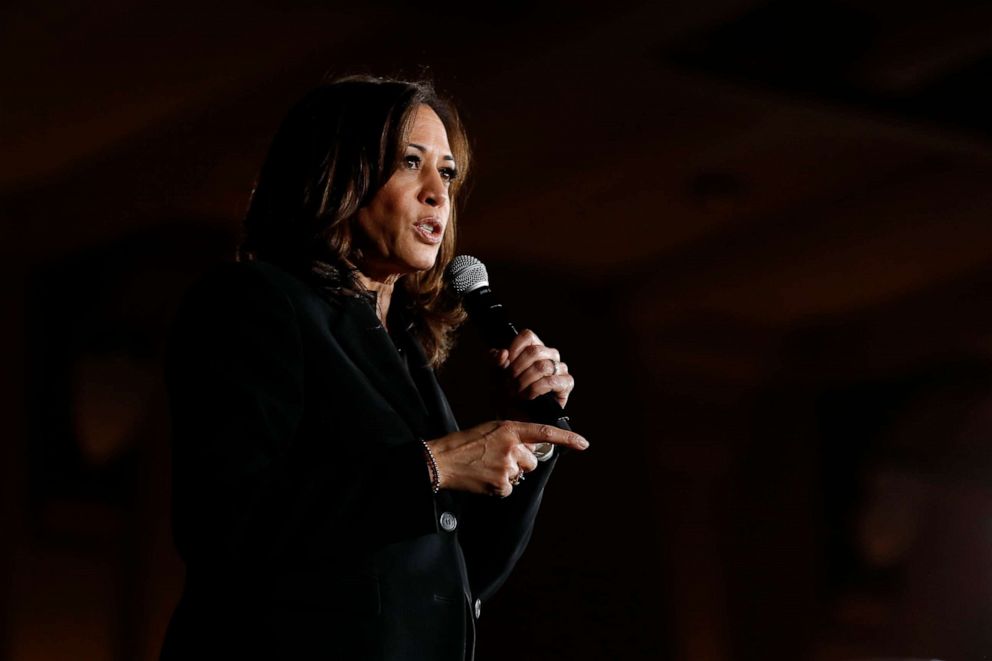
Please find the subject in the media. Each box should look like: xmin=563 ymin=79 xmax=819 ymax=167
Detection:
xmin=414 ymin=218 xmax=444 ymax=243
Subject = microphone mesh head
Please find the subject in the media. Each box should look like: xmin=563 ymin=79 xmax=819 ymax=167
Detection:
xmin=446 ymin=255 xmax=489 ymax=295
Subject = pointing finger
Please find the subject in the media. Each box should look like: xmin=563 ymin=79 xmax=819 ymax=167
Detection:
xmin=512 ymin=421 xmax=589 ymax=450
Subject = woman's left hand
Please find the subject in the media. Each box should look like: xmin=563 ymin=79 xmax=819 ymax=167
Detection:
xmin=493 ymin=329 xmax=574 ymax=409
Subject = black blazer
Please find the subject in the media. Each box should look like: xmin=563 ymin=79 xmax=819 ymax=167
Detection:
xmin=160 ymin=260 xmax=559 ymax=661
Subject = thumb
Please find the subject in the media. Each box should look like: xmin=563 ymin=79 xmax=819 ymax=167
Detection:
xmin=489 ymin=349 xmax=509 ymax=368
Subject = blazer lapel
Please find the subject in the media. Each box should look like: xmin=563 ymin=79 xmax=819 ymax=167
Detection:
xmin=402 ymin=329 xmax=460 ymax=437
xmin=328 ymin=296 xmax=432 ymax=439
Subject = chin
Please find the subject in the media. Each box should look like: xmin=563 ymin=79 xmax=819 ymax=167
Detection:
xmin=407 ymin=251 xmax=440 ymax=273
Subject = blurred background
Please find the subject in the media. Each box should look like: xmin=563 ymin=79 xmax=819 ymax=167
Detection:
xmin=4 ymin=0 xmax=992 ymax=659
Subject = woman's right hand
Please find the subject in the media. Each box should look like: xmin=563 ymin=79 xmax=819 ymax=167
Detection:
xmin=426 ymin=421 xmax=589 ymax=497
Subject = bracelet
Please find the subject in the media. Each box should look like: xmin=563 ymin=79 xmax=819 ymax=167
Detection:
xmin=421 ymin=439 xmax=441 ymax=494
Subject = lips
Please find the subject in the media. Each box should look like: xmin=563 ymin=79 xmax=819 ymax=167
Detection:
xmin=413 ymin=217 xmax=444 ymax=245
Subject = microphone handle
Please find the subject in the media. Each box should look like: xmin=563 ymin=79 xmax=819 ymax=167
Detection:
xmin=464 ymin=287 xmax=572 ymax=432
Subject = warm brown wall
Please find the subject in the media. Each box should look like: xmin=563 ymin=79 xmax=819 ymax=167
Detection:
xmin=6 ymin=2 xmax=992 ymax=659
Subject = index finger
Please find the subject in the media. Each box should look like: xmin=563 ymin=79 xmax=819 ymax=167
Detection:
xmin=506 ymin=329 xmax=542 ymax=365
xmin=512 ymin=421 xmax=589 ymax=451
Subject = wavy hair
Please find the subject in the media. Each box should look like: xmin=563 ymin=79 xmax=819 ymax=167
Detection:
xmin=238 ymin=75 xmax=470 ymax=366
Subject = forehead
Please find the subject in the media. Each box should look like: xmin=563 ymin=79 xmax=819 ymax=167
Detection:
xmin=408 ymin=104 xmax=451 ymax=152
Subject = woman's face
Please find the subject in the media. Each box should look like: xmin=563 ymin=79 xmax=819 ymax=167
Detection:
xmin=355 ymin=104 xmax=457 ymax=280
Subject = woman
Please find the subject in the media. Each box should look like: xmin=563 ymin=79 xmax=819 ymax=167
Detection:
xmin=160 ymin=75 xmax=588 ymax=660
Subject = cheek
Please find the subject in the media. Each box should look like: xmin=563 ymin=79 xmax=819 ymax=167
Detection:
xmin=354 ymin=208 xmax=377 ymax=244
xmin=366 ymin=191 xmax=407 ymax=231
xmin=358 ymin=202 xmax=395 ymax=239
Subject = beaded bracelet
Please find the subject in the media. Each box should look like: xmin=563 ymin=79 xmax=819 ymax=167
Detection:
xmin=421 ymin=439 xmax=441 ymax=494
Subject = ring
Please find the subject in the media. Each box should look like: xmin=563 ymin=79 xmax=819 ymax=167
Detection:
xmin=510 ymin=470 xmax=525 ymax=486
xmin=551 ymin=360 xmax=560 ymax=376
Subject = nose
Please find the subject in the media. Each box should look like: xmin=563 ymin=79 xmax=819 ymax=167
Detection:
xmin=418 ymin=168 xmax=449 ymax=208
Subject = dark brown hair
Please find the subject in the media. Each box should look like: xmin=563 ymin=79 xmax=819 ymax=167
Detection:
xmin=239 ymin=75 xmax=470 ymax=366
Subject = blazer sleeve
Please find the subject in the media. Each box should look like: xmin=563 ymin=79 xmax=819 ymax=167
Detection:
xmin=455 ymin=451 xmax=560 ymax=602
xmin=166 ymin=263 xmax=308 ymax=565
xmin=166 ymin=263 xmax=435 ymax=566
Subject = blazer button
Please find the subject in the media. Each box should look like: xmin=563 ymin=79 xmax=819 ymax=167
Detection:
xmin=474 ymin=598 xmax=482 ymax=619
xmin=439 ymin=511 xmax=458 ymax=532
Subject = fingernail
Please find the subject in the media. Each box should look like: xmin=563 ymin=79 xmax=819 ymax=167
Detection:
xmin=578 ymin=438 xmax=590 ymax=449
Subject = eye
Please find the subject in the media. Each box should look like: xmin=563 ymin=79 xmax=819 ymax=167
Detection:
xmin=403 ymin=154 xmax=422 ymax=170
xmin=439 ymin=167 xmax=458 ymax=184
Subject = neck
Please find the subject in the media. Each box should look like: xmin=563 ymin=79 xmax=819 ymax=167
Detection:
xmin=354 ymin=270 xmax=399 ymax=328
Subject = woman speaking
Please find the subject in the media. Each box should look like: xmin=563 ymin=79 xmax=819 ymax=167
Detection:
xmin=160 ymin=75 xmax=589 ymax=660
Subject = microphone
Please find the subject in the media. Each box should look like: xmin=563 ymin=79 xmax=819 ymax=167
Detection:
xmin=445 ymin=255 xmax=572 ymax=432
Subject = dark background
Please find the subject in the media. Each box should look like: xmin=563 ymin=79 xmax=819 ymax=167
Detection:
xmin=4 ymin=1 xmax=992 ymax=659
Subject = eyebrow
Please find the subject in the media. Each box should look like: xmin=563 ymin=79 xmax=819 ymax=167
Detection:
xmin=408 ymin=142 xmax=455 ymax=162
